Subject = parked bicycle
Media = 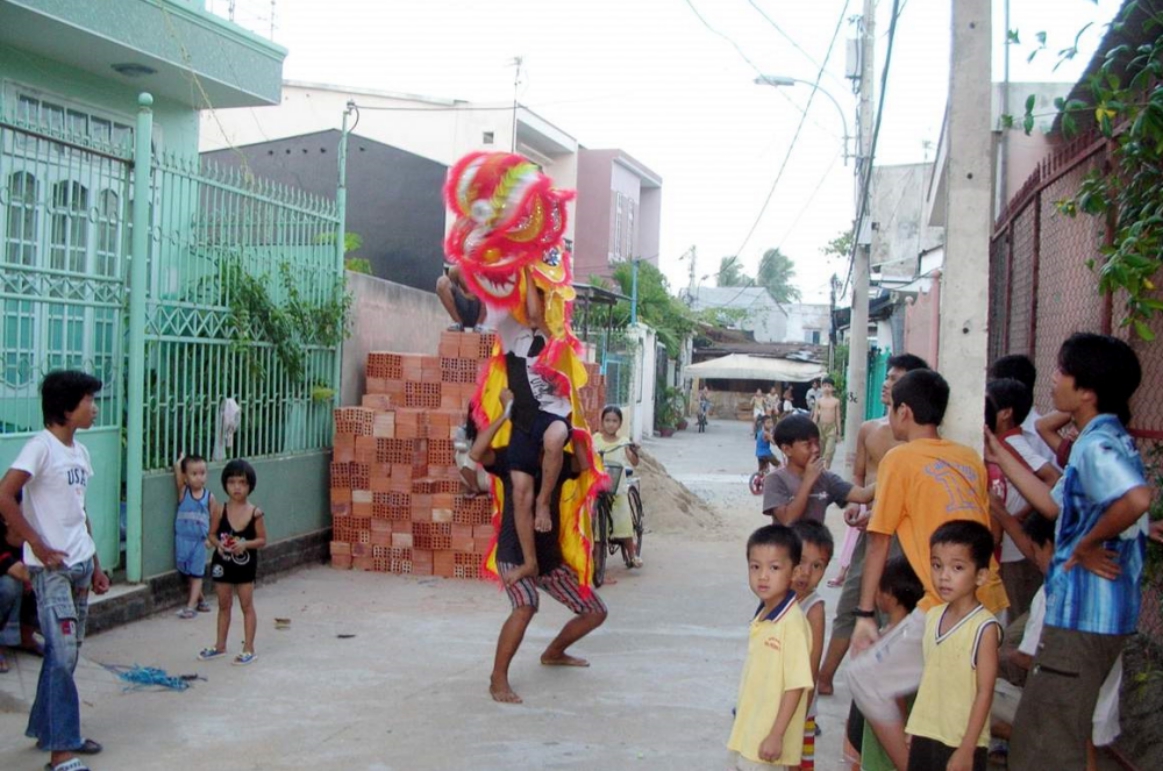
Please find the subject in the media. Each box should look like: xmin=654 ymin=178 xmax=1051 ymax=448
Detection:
xmin=591 ymin=461 xmax=645 ymax=588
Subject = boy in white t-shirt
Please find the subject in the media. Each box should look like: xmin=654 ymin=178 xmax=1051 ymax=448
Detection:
xmin=985 ymin=378 xmax=1060 ymax=619
xmin=0 ymin=370 xmax=110 ymax=771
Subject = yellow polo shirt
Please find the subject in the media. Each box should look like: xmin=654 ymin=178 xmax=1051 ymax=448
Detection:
xmin=906 ymin=604 xmax=1002 ymax=749
xmin=727 ymin=593 xmax=815 ymax=766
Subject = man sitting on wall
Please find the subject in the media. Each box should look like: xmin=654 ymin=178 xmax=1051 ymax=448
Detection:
xmin=436 ymin=264 xmax=486 ymax=332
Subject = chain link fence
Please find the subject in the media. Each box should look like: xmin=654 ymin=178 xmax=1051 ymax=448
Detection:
xmin=990 ymin=130 xmax=1163 ymax=641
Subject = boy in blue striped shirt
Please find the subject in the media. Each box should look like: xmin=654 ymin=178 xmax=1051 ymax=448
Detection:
xmin=986 ymin=333 xmax=1150 ymax=770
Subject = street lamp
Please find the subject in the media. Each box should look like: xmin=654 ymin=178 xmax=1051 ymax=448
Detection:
xmin=754 ymin=75 xmax=852 ymax=166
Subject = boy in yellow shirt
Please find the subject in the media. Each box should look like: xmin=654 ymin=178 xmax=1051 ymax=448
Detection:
xmin=727 ymin=525 xmax=814 ymax=769
xmin=906 ymin=520 xmax=1001 ymax=771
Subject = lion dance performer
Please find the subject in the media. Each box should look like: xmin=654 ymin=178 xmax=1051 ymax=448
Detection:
xmin=444 ymin=151 xmax=604 ymax=596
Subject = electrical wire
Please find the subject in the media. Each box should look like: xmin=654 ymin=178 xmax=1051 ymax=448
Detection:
xmin=747 ymin=0 xmax=852 ymax=93
xmin=704 ymin=0 xmax=852 ymax=311
xmin=680 ymin=0 xmax=839 ymax=141
xmin=842 ymin=0 xmax=903 ymax=298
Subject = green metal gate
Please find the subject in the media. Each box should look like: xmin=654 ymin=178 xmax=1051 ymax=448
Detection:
xmin=0 ymin=109 xmax=130 ymax=569
xmin=865 ymin=346 xmax=890 ymax=420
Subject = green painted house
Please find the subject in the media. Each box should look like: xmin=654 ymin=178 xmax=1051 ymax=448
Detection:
xmin=0 ymin=0 xmax=343 ymax=584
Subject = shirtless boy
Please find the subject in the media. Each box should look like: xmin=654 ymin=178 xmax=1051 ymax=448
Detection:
xmin=811 ymin=378 xmax=842 ymax=469
xmin=816 ymin=354 xmax=929 ymax=695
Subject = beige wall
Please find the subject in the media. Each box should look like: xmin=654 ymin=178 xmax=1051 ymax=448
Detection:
xmin=341 ymin=271 xmax=447 ymax=406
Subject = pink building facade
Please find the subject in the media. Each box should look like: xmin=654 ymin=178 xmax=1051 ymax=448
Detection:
xmin=573 ymin=149 xmax=662 ymax=280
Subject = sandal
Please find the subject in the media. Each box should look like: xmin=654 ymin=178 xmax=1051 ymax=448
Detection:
xmin=826 ymin=575 xmax=846 ymax=588
xmin=195 ymin=600 xmax=212 ymax=613
xmin=197 ymin=647 xmax=226 ymax=661
xmin=233 ymin=651 xmax=258 ymax=666
xmin=38 ymin=738 xmax=102 ymax=754
xmin=44 ymin=760 xmax=90 ymax=771
xmin=630 ymin=556 xmax=644 ymax=569
xmin=176 ymin=608 xmax=197 ymax=620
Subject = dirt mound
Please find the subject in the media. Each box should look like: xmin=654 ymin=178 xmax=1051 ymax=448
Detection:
xmin=634 ymin=449 xmax=725 ymax=535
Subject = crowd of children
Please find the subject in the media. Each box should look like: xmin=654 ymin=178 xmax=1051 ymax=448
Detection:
xmin=1 ymin=324 xmax=1155 ymax=771
xmin=729 ymin=333 xmax=1153 ymax=771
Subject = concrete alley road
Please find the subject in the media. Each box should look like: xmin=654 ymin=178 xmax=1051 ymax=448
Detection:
xmin=0 ymin=416 xmax=855 ymax=771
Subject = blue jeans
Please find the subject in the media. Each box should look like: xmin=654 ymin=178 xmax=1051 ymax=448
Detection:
xmin=0 ymin=573 xmax=22 ymax=646
xmin=25 ymin=559 xmax=93 ymax=752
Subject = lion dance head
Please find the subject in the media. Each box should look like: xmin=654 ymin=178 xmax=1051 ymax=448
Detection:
xmin=444 ymin=152 xmax=576 ymax=319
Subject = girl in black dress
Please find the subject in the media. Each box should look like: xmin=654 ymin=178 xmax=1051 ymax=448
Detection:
xmin=198 ymin=460 xmax=266 ymax=665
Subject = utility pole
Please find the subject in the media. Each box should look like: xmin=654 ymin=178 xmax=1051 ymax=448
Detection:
xmin=510 ymin=56 xmax=523 ymax=153
xmin=940 ymin=0 xmax=992 ymax=447
xmin=841 ymin=0 xmax=875 ymax=473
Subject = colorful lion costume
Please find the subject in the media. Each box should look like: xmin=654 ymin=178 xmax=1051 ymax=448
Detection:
xmin=444 ymin=151 xmax=604 ymax=592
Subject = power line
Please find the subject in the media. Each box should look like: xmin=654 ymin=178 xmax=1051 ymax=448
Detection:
xmin=747 ymin=0 xmax=851 ymax=93
xmin=680 ymin=0 xmax=839 ymax=141
xmin=709 ymin=0 xmax=852 ymax=310
xmin=843 ymin=0 xmax=903 ymax=297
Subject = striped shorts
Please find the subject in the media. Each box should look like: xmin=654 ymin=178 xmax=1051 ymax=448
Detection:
xmin=497 ymin=562 xmax=607 ymax=615
xmin=800 ymin=714 xmax=816 ymax=770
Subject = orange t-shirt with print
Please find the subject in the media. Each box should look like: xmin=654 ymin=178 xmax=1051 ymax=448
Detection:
xmin=867 ymin=438 xmax=1009 ymax=613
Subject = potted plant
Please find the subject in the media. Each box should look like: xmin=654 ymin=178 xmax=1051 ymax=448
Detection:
xmin=655 ymin=386 xmax=685 ymax=437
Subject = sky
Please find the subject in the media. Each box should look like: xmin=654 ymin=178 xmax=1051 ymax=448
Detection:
xmin=216 ymin=0 xmax=1125 ymax=303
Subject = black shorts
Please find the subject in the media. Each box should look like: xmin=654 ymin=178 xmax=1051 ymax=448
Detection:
xmin=508 ymin=411 xmax=571 ymax=475
xmin=907 ymin=736 xmax=986 ymax=771
xmin=452 ymin=285 xmax=481 ymax=328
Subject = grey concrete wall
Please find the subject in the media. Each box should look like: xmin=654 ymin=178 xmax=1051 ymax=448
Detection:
xmin=342 ymin=271 xmax=446 ymax=406
xmin=201 ymin=129 xmax=447 ymax=292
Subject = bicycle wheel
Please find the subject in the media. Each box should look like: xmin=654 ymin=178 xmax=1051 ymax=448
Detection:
xmin=628 ymin=485 xmax=644 ymax=560
xmin=592 ymin=495 xmax=609 ymax=587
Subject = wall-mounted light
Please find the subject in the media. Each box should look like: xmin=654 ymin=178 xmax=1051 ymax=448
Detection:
xmin=112 ymin=63 xmax=157 ymax=78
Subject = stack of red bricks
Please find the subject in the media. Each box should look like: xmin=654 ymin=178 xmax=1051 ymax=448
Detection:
xmin=329 ymin=330 xmax=497 ymax=578
xmin=329 ymin=330 xmax=607 ymax=579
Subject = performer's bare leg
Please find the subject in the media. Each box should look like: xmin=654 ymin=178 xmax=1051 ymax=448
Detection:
xmin=535 ymin=421 xmax=568 ymax=533
xmin=508 ymin=471 xmax=538 ymax=585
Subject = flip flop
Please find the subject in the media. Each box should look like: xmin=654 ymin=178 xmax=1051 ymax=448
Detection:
xmin=826 ymin=576 xmax=846 ymax=588
xmin=45 ymin=760 xmax=90 ymax=771
xmin=176 ymin=608 xmax=197 ymax=619
xmin=38 ymin=738 xmax=102 ymax=754
xmin=197 ymin=647 xmax=227 ymax=661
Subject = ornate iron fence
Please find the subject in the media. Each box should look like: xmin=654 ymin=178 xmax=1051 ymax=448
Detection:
xmin=140 ymin=153 xmax=344 ymax=469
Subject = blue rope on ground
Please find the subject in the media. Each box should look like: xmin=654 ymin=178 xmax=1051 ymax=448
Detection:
xmin=102 ymin=664 xmax=192 ymax=692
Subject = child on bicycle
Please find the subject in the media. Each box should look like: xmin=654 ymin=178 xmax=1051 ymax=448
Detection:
xmin=756 ymin=415 xmax=779 ymax=475
xmin=592 ymin=406 xmax=642 ymax=574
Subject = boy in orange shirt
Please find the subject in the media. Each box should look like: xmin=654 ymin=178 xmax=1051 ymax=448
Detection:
xmin=845 ymin=369 xmax=1007 ymax=771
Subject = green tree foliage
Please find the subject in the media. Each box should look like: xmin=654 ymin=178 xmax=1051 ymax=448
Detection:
xmin=607 ymin=261 xmax=697 ymax=358
xmin=821 ymin=229 xmax=854 ymax=261
xmin=716 ymin=255 xmax=754 ymax=287
xmin=756 ymin=248 xmax=802 ymax=303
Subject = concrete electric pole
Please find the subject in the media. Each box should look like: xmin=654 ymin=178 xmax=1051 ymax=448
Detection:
xmin=940 ymin=0 xmax=992 ymax=447
xmin=841 ymin=0 xmax=875 ymax=472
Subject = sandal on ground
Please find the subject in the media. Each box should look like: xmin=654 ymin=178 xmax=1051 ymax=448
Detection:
xmin=630 ymin=556 xmax=643 ymax=569
xmin=45 ymin=760 xmax=90 ymax=771
xmin=826 ymin=575 xmax=846 ymax=588
xmin=176 ymin=608 xmax=197 ymax=619
xmin=197 ymin=647 xmax=226 ymax=661
xmin=232 ymin=651 xmax=258 ymax=666
xmin=195 ymin=600 xmax=212 ymax=613
xmin=38 ymin=738 xmax=102 ymax=754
